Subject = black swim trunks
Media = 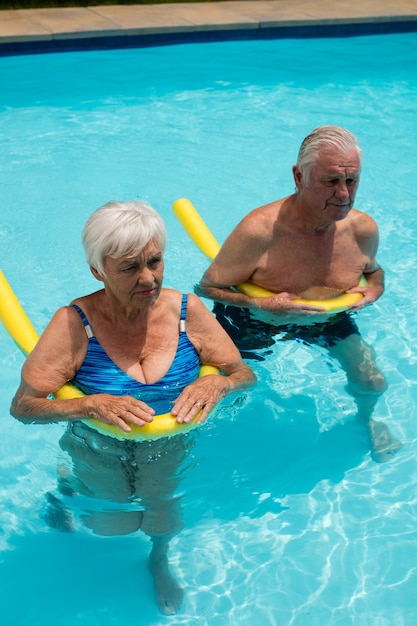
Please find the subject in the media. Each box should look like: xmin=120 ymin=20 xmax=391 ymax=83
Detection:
xmin=213 ymin=303 xmax=360 ymax=360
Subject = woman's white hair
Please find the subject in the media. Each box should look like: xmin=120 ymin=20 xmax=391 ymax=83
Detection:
xmin=82 ymin=200 xmax=167 ymax=276
xmin=296 ymin=125 xmax=362 ymax=184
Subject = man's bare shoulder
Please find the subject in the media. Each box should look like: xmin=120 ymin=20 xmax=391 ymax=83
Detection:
xmin=348 ymin=208 xmax=378 ymax=237
xmin=239 ymin=196 xmax=290 ymax=234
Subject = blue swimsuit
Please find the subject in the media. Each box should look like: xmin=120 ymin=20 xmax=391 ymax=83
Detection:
xmin=70 ymin=294 xmax=200 ymax=415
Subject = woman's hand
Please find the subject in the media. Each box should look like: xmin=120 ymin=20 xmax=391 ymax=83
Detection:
xmin=170 ymin=374 xmax=232 ymax=424
xmin=171 ymin=358 xmax=255 ymax=425
xmin=83 ymin=394 xmax=156 ymax=433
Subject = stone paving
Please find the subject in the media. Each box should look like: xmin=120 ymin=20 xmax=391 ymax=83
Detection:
xmin=0 ymin=0 xmax=417 ymax=44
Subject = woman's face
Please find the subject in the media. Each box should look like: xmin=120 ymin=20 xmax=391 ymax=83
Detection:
xmin=101 ymin=238 xmax=164 ymax=309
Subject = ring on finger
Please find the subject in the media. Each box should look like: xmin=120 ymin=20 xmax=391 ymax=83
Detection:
xmin=195 ymin=401 xmax=204 ymax=409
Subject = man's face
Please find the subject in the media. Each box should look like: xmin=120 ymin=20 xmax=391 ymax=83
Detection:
xmin=297 ymin=147 xmax=361 ymax=222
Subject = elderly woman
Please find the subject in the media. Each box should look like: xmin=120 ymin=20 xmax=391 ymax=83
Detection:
xmin=11 ymin=200 xmax=255 ymax=615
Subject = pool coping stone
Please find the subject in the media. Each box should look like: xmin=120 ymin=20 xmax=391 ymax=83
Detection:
xmin=1 ymin=0 xmax=417 ymax=52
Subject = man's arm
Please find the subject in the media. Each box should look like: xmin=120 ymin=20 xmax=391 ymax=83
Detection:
xmin=196 ymin=216 xmax=268 ymax=309
xmin=349 ymin=211 xmax=385 ymax=308
xmin=197 ymin=264 xmax=260 ymax=309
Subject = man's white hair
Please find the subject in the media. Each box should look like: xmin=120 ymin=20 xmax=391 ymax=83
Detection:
xmin=296 ymin=125 xmax=362 ymax=184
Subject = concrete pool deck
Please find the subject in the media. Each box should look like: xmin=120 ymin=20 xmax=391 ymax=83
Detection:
xmin=1 ymin=0 xmax=417 ymax=45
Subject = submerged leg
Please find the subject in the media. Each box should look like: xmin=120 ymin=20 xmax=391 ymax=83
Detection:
xmin=365 ymin=414 xmax=403 ymax=463
xmin=148 ymin=536 xmax=184 ymax=615
xmin=329 ymin=334 xmax=402 ymax=462
xmin=43 ymin=492 xmax=74 ymax=532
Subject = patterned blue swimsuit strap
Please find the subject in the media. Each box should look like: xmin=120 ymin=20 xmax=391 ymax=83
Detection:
xmin=179 ymin=292 xmax=187 ymax=329
xmin=71 ymin=303 xmax=93 ymax=336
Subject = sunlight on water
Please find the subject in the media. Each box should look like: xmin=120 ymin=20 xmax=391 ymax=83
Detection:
xmin=1 ymin=31 xmax=417 ymax=625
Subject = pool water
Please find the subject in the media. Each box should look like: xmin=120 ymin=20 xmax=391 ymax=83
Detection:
xmin=1 ymin=31 xmax=417 ymax=625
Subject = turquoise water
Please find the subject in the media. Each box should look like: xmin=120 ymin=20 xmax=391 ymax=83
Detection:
xmin=1 ymin=32 xmax=417 ymax=625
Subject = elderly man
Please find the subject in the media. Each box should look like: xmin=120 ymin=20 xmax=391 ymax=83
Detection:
xmin=198 ymin=125 xmax=400 ymax=462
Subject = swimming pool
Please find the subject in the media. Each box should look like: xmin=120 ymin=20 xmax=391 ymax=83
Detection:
xmin=1 ymin=30 xmax=417 ymax=625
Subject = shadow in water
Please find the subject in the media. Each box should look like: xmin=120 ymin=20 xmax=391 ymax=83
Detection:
xmin=0 ymin=530 xmax=161 ymax=626
xmin=184 ymin=391 xmax=371 ymax=522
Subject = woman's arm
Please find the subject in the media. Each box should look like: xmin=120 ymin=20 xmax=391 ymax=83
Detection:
xmin=10 ymin=306 xmax=155 ymax=432
xmin=171 ymin=294 xmax=256 ymax=423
